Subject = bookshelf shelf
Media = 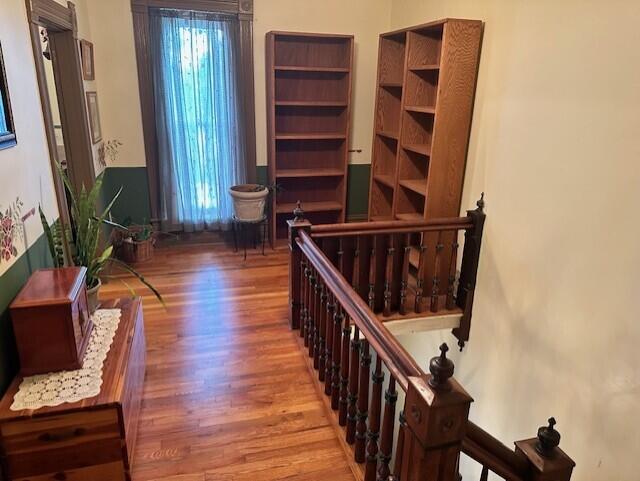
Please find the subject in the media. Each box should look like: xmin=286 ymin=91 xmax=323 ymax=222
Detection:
xmin=374 ymin=174 xmax=395 ymax=189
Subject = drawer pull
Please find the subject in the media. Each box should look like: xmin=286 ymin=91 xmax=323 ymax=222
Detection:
xmin=38 ymin=427 xmax=87 ymax=442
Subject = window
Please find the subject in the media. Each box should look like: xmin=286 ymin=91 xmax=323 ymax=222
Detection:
xmin=0 ymin=42 xmax=16 ymax=150
xmin=150 ymin=9 xmax=246 ymax=231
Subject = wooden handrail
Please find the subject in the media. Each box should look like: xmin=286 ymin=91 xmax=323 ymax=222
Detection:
xmin=462 ymin=436 xmax=526 ymax=481
xmin=297 ymin=229 xmax=423 ymax=391
xmin=463 ymin=421 xmax=529 ymax=481
xmin=310 ymin=216 xmax=474 ymax=238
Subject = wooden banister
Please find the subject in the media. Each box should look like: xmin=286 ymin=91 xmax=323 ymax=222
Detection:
xmin=462 ymin=435 xmax=526 ymax=481
xmin=297 ymin=228 xmax=422 ymax=391
xmin=287 ymin=202 xmax=574 ymax=481
xmin=296 ymin=196 xmax=486 ymax=349
xmin=466 ymin=421 xmax=530 ymax=474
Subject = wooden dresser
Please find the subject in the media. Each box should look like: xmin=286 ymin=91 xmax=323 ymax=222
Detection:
xmin=0 ymin=298 xmax=145 ymax=481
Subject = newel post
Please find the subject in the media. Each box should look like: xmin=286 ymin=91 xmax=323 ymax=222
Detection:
xmin=287 ymin=201 xmax=311 ymax=329
xmin=453 ymin=193 xmax=486 ymax=350
xmin=515 ymin=418 xmax=575 ymax=481
xmin=398 ymin=344 xmax=473 ymax=481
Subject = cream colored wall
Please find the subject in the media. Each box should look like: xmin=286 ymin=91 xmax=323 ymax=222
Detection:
xmin=84 ymin=0 xmax=147 ymax=168
xmin=253 ymin=0 xmax=392 ymax=166
xmin=389 ymin=1 xmax=640 ymax=480
xmin=0 ymin=0 xmax=60 ymax=276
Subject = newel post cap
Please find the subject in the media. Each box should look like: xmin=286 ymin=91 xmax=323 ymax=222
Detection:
xmin=293 ymin=200 xmax=304 ymax=222
xmin=536 ymin=417 xmax=561 ymax=457
xmin=287 ymin=201 xmax=311 ymax=248
xmin=428 ymin=343 xmax=455 ymax=391
xmin=515 ymin=418 xmax=575 ymax=481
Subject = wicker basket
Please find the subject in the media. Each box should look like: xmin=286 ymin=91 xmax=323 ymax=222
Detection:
xmin=113 ymin=225 xmax=155 ymax=263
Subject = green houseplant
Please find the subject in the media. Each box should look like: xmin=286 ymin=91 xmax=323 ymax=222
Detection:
xmin=39 ymin=167 xmax=162 ymax=312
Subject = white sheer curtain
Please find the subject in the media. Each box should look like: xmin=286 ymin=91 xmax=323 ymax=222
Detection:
xmin=150 ymin=9 xmax=246 ymax=232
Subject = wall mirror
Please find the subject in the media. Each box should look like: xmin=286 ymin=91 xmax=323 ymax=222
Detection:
xmin=0 ymin=42 xmax=16 ymax=150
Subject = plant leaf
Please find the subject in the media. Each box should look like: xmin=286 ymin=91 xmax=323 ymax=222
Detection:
xmin=38 ymin=205 xmax=59 ymax=267
xmin=108 ymin=257 xmax=165 ymax=307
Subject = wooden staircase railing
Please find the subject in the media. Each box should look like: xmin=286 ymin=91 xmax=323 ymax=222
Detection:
xmin=286 ymin=211 xmax=575 ymax=481
xmin=289 ymin=196 xmax=486 ymax=349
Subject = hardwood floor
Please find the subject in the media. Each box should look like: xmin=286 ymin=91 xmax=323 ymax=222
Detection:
xmin=101 ymin=240 xmax=357 ymax=481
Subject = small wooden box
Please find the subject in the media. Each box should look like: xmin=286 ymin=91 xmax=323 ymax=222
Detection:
xmin=10 ymin=267 xmax=93 ymax=375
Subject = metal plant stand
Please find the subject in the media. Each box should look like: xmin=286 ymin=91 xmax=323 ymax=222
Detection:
xmin=232 ymin=215 xmax=267 ymax=260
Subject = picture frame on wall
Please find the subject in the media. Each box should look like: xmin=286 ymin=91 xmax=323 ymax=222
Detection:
xmin=0 ymin=41 xmax=17 ymax=150
xmin=80 ymin=39 xmax=94 ymax=81
xmin=86 ymin=91 xmax=102 ymax=144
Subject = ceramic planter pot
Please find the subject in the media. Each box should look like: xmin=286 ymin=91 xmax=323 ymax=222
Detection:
xmin=87 ymin=278 xmax=102 ymax=314
xmin=229 ymin=184 xmax=269 ymax=221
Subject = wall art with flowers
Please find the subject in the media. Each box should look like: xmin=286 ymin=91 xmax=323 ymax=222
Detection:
xmin=0 ymin=197 xmax=24 ymax=263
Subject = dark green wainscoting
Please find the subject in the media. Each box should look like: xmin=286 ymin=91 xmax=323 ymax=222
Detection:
xmin=102 ymin=164 xmax=371 ymax=224
xmin=256 ymin=164 xmax=370 ymax=221
xmin=0 ymin=232 xmax=53 ymax=394
xmin=101 ymin=167 xmax=152 ymax=224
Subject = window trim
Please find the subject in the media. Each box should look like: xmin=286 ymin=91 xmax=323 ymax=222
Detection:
xmin=0 ymin=41 xmax=17 ymax=150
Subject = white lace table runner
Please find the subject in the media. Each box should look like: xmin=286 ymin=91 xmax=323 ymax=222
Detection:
xmin=10 ymin=308 xmax=122 ymax=411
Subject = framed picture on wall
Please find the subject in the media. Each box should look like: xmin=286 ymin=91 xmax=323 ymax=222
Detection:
xmin=0 ymin=42 xmax=17 ymax=150
xmin=80 ymin=39 xmax=94 ymax=81
xmin=86 ymin=91 xmax=102 ymax=144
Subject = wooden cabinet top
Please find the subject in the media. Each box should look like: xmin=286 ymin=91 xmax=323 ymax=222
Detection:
xmin=10 ymin=267 xmax=87 ymax=308
xmin=0 ymin=297 xmax=142 ymax=421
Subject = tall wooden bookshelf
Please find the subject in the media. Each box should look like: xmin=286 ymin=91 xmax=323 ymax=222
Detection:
xmin=368 ymin=19 xmax=483 ymax=222
xmin=266 ymin=31 xmax=354 ymax=245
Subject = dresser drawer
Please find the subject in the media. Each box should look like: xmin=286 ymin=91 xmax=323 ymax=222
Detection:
xmin=13 ymin=460 xmax=126 ymax=481
xmin=1 ymin=409 xmax=123 ymax=479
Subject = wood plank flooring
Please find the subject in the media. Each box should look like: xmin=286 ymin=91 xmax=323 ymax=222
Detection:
xmin=101 ymin=240 xmax=357 ymax=481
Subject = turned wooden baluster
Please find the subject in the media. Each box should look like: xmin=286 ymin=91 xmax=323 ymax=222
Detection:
xmin=446 ymin=236 xmax=460 ymax=310
xmin=324 ymin=292 xmax=336 ymax=395
xmin=399 ymin=238 xmax=411 ymax=316
xmin=355 ymin=339 xmax=371 ymax=463
xmin=368 ymin=244 xmax=377 ymax=311
xmin=365 ymin=356 xmax=384 ymax=481
xmin=337 ymin=238 xmax=346 ymax=276
xmin=346 ymin=326 xmax=360 ymax=444
xmin=352 ymin=238 xmax=361 ymax=295
xmin=317 ymin=283 xmax=328 ymax=379
xmin=314 ymin=275 xmax=324 ymax=367
xmin=338 ymin=315 xmax=351 ymax=425
xmin=300 ymin=258 xmax=308 ymax=339
xmin=304 ymin=263 xmax=313 ymax=345
xmin=383 ymin=244 xmax=395 ymax=317
xmin=331 ymin=307 xmax=344 ymax=410
xmin=393 ymin=411 xmax=406 ymax=480
xmin=306 ymin=268 xmax=316 ymax=353
xmin=431 ymin=231 xmax=444 ymax=312
xmin=479 ymin=466 xmax=489 ymax=481
xmin=414 ymin=244 xmax=427 ymax=313
xmin=377 ymin=376 xmax=397 ymax=481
